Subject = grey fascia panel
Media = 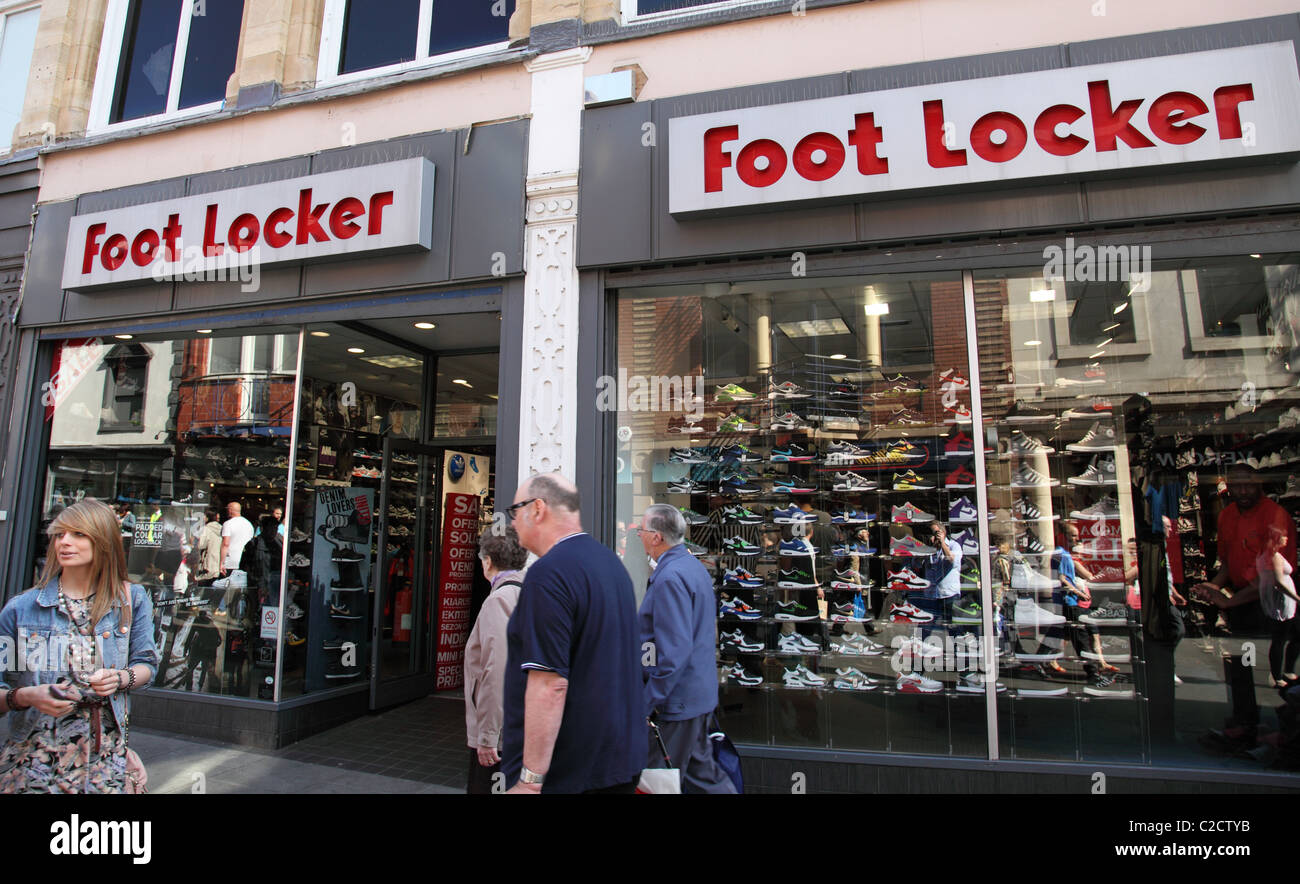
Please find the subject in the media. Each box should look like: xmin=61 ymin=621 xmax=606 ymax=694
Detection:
xmin=855 ymin=181 xmax=1085 ymax=244
xmin=63 ymin=282 xmax=173 ymax=323
xmin=1082 ymin=162 xmax=1300 ymax=224
xmin=846 ymin=44 xmax=1067 ymax=93
xmin=172 ymin=266 xmax=303 ymax=313
xmin=449 ymin=119 xmax=528 ymax=279
xmin=1061 ymin=13 xmax=1300 ymax=68
xmin=18 ymin=200 xmax=75 ymax=327
xmin=185 ymin=156 xmax=314 ymax=197
xmin=76 ymin=176 xmax=188 ymax=212
xmin=577 ymin=102 xmax=654 ymax=267
xmin=301 ymin=132 xmax=458 ymax=297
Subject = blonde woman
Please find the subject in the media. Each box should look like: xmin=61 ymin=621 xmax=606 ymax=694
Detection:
xmin=0 ymin=499 xmax=159 ymax=793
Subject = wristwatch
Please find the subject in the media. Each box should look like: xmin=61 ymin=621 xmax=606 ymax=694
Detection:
xmin=518 ymin=766 xmax=545 ymax=785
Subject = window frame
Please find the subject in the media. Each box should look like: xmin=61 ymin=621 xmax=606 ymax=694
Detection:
xmin=1179 ymin=262 xmax=1279 ymax=355
xmin=619 ymin=0 xmax=770 ymax=26
xmin=86 ymin=0 xmax=234 ymax=135
xmin=315 ymin=0 xmax=512 ymax=88
xmin=0 ymin=0 xmax=42 ymax=153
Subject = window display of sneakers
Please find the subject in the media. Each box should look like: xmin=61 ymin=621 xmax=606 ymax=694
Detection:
xmin=1080 ymin=602 xmax=1129 ymax=625
xmin=1062 ymin=397 xmax=1113 ymax=420
xmin=829 ymin=599 xmax=874 ymax=622
xmin=715 ymin=383 xmax=757 ymax=402
xmin=779 ymin=539 xmax=820 ymax=556
xmin=832 ymin=667 xmax=880 ymax=691
xmin=1070 ymin=496 xmax=1120 ymax=520
xmin=1083 ymin=671 xmax=1134 ymax=698
xmin=949 ymin=496 xmax=979 ymax=522
xmin=771 ymin=411 xmax=812 ymax=431
xmin=1012 ymin=596 xmax=1066 ymax=626
xmin=956 ymin=672 xmax=1006 ymax=693
xmin=718 ymin=413 xmax=759 ymax=433
xmin=887 ymin=406 xmax=928 ymax=426
xmin=887 ymin=567 xmax=930 ymax=591
xmin=1011 ymin=562 xmax=1057 ymax=591
xmin=1086 ymin=563 xmax=1126 ymax=589
xmin=1004 ymin=400 xmax=1054 ymax=423
xmin=721 ymin=536 xmax=761 ymax=555
xmin=720 ymin=598 xmax=762 ymax=620
xmin=723 ymin=663 xmax=764 ymax=686
xmin=1016 ymin=528 xmax=1048 ymax=556
xmin=720 ymin=630 xmax=764 ymax=654
xmin=722 ymin=567 xmax=766 ymax=588
xmin=777 ymin=632 xmax=823 ymax=654
xmin=831 ymin=471 xmax=879 ymax=491
xmin=768 ymin=379 xmax=811 ymax=399
xmin=1011 ymin=463 xmax=1059 ymax=488
xmin=830 ymin=568 xmax=872 ymax=590
xmin=1011 ymin=496 xmax=1056 ymax=522
xmin=771 ymin=443 xmax=816 ymax=462
xmin=782 ymin=664 xmax=827 ymax=688
xmin=1005 ymin=430 xmax=1055 ymax=456
xmin=775 ymin=599 xmax=819 ymax=621
xmin=669 ymin=446 xmax=712 ymax=463
xmin=770 ymin=504 xmax=817 ymax=524
xmin=830 ymin=508 xmax=873 ymax=525
xmin=825 ymin=441 xmax=870 ymax=464
xmin=944 ymin=465 xmax=978 ymax=489
xmin=949 ymin=529 xmax=985 ymax=556
xmin=828 ymin=634 xmax=886 ymax=656
xmin=892 ymin=469 xmax=936 ymax=490
xmin=722 ymin=504 xmax=763 ymax=524
xmin=719 ymin=443 xmax=762 ymax=463
xmin=776 ymin=568 xmax=821 ymax=588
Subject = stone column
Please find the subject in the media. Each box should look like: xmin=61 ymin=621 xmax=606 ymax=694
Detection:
xmin=13 ymin=0 xmax=108 ymax=149
xmin=519 ymin=47 xmax=590 ymax=481
xmin=225 ymin=0 xmax=326 ymax=107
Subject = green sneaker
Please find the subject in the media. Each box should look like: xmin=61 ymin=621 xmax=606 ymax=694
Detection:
xmin=718 ymin=412 xmax=758 ymax=433
xmin=715 ymin=383 xmax=756 ymax=402
xmin=960 ymin=565 xmax=981 ymax=588
xmin=951 ymin=597 xmax=982 ymax=624
xmin=678 ymin=507 xmax=710 ymax=525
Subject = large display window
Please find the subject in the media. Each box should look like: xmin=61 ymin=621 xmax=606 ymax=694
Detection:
xmin=615 ymin=252 xmax=1300 ymax=774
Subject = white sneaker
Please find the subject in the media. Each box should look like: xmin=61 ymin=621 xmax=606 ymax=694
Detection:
xmin=896 ymin=672 xmax=944 ymax=693
xmin=829 ymin=634 xmax=885 ymax=656
xmin=832 ymin=667 xmax=878 ymax=691
xmin=778 ymin=632 xmax=822 ymax=654
xmin=782 ymin=665 xmax=826 ymax=687
xmin=723 ymin=663 xmax=762 ymax=686
xmin=894 ymin=636 xmax=944 ymax=659
xmin=1011 ymin=563 xmax=1056 ymax=591
xmin=1013 ymin=596 xmax=1066 ymax=626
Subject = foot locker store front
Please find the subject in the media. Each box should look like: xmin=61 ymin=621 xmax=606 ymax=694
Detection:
xmin=6 ymin=125 xmax=526 ymax=747
xmin=581 ymin=18 xmax=1300 ymax=792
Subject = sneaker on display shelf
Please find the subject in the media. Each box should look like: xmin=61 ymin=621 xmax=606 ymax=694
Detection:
xmin=771 ymin=412 xmax=811 ymax=431
xmin=1071 ymin=496 xmax=1120 ymax=520
xmin=770 ymin=504 xmax=817 ymax=524
xmin=830 ymin=569 xmax=872 ymax=590
xmin=715 ymin=383 xmax=757 ymax=402
xmin=770 ymin=443 xmax=816 ymax=463
xmin=890 ymin=502 xmax=937 ymax=523
xmin=669 ymin=446 xmax=711 ymax=464
xmin=829 ymin=634 xmax=885 ymax=656
xmin=1011 ymin=463 xmax=1059 ymax=488
xmin=956 ymin=672 xmax=1007 ymax=693
xmin=829 ymin=600 xmax=873 ymax=622
xmin=1011 ymin=563 xmax=1057 ymax=591
xmin=721 ymin=536 xmax=761 ymax=556
xmin=679 ymin=507 xmax=711 ymax=525
xmin=1080 ymin=603 xmax=1129 ymax=626
xmin=721 ymin=504 xmax=763 ymax=524
xmin=775 ymin=600 xmax=818 ymax=621
xmin=719 ymin=598 xmax=762 ymax=620
xmin=1062 ymin=398 xmax=1113 ymax=420
xmin=723 ymin=663 xmax=763 ymax=686
xmin=1004 ymin=401 xmax=1054 ymax=423
xmin=892 ymin=470 xmax=936 ymax=491
xmin=782 ymin=665 xmax=827 ymax=688
xmin=768 ymin=380 xmax=811 ymax=399
xmin=722 ymin=567 xmax=765 ymax=588
xmin=832 ymin=667 xmax=880 ymax=691
xmin=949 ymin=496 xmax=979 ymax=522
xmin=1017 ymin=528 xmax=1048 ymax=556
xmin=888 ymin=601 xmax=935 ymax=624
xmin=718 ymin=444 xmax=762 ymax=463
xmin=778 ymin=539 xmax=820 ymax=557
xmin=830 ymin=508 xmax=873 ymax=525
xmin=831 ymin=471 xmax=878 ymax=491
xmin=1012 ymin=596 xmax=1067 ymax=626
xmin=1068 ymin=455 xmax=1119 ymax=486
xmin=886 ymin=567 xmax=930 ymax=591
xmin=1006 ymin=431 xmax=1055 ymax=456
xmin=944 ymin=465 xmax=979 ymax=489
xmin=777 ymin=632 xmax=822 ymax=654
xmin=896 ymin=672 xmax=944 ymax=693
xmin=720 ymin=630 xmax=764 ymax=654
xmin=889 ymin=535 xmax=939 ymax=557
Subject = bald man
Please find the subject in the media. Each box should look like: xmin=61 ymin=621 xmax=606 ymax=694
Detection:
xmin=219 ymin=501 xmax=254 ymax=577
xmin=500 ymin=473 xmax=645 ymax=794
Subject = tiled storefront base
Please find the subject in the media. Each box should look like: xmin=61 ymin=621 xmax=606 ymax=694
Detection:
xmin=130 ymin=686 xmax=370 ymax=749
xmin=736 ymin=747 xmax=1300 ymax=794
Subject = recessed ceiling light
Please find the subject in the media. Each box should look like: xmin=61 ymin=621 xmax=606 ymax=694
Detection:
xmin=863 ymin=303 xmax=889 ymax=317
xmin=1250 ymin=253 xmax=1262 ymax=259
xmin=1029 ymin=288 xmax=1056 ymax=302
xmin=830 ymin=353 xmax=847 ymax=359
xmin=452 ymin=378 xmax=472 ymax=388
xmin=114 ymin=334 xmax=133 ymax=340
xmin=414 ymin=322 xmax=436 ymax=330
xmin=1025 ymin=340 xmax=1042 ymax=347
xmin=1101 ymin=322 xmax=1120 ymax=332
xmin=196 ymin=329 xmax=212 ymax=334
xmin=1113 ymin=302 xmax=1129 ymax=315
xmin=347 ymin=347 xmax=365 ymax=354
xmin=1089 ymin=350 xmax=1106 ymax=359
xmin=311 ymin=331 xmax=330 ymax=337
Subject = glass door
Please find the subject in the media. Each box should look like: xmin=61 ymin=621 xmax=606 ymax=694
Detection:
xmin=370 ymin=439 xmax=441 ymax=708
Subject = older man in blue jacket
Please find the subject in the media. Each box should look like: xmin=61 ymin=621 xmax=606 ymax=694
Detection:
xmin=636 ymin=503 xmax=736 ymax=793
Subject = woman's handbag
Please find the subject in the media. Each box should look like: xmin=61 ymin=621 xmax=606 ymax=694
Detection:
xmin=636 ymin=718 xmax=681 ymax=794
xmin=124 ymin=746 xmax=148 ymax=794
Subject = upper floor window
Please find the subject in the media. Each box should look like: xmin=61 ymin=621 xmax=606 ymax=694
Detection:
xmin=90 ymin=0 xmax=244 ymax=129
xmin=0 ymin=2 xmax=40 ymax=152
xmin=621 ymin=0 xmax=765 ymax=22
xmin=319 ymin=0 xmax=515 ymax=84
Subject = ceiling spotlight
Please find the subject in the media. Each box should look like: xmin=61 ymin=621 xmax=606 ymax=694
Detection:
xmin=453 ymin=378 xmax=472 ymax=388
xmin=114 ymin=334 xmax=133 ymax=340
xmin=414 ymin=322 xmax=436 ymax=330
xmin=347 ymin=347 xmax=365 ymax=354
xmin=1024 ymin=340 xmax=1042 ymax=347
xmin=1250 ymin=253 xmax=1262 ymax=259
xmin=196 ymin=329 xmax=212 ymax=334
xmin=311 ymin=331 xmax=330 ymax=337
xmin=1089 ymin=350 xmax=1106 ymax=359
xmin=830 ymin=353 xmax=847 ymax=360
xmin=1029 ymin=288 xmax=1056 ymax=302
xmin=1113 ymin=302 xmax=1129 ymax=315
xmin=863 ymin=303 xmax=889 ymax=316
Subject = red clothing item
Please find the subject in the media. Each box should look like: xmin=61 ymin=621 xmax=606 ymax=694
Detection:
xmin=1216 ymin=499 xmax=1296 ymax=589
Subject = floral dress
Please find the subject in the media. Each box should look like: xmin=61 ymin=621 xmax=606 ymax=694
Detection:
xmin=0 ymin=594 xmax=129 ymax=794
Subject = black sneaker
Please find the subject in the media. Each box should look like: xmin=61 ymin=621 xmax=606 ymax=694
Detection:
xmin=1017 ymin=528 xmax=1047 ymax=556
xmin=1084 ymin=671 xmax=1134 ymax=697
xmin=1004 ymin=400 xmax=1054 ymax=423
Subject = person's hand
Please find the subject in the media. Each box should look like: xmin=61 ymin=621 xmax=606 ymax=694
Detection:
xmin=87 ymin=669 xmax=122 ymax=697
xmin=1170 ymin=587 xmax=1188 ymax=606
xmin=506 ymin=781 xmax=542 ymax=794
xmin=477 ymin=747 xmax=500 ymax=767
xmin=22 ymin=685 xmax=76 ymax=717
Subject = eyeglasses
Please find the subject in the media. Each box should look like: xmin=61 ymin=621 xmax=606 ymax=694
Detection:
xmin=506 ymin=498 xmax=540 ymax=521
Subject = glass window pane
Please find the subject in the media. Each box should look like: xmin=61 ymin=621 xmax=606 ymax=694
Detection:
xmin=636 ymin=0 xmax=724 ymax=13
xmin=615 ymin=273 xmax=984 ymax=757
xmin=434 ymin=353 xmax=497 ymax=437
xmin=338 ymin=0 xmax=419 ymax=74
xmin=1193 ymin=261 xmax=1274 ymax=339
xmin=40 ymin=328 xmax=299 ymax=700
xmin=177 ymin=0 xmax=244 ymax=109
xmin=111 ymin=0 xmax=183 ymax=123
xmin=428 ymin=0 xmax=514 ymax=57
xmin=0 ymin=7 xmax=40 ymax=152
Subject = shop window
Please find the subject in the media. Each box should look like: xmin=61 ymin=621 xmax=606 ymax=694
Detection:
xmin=614 ymin=272 xmax=985 ymax=756
xmin=98 ymin=342 xmax=150 ymax=433
xmin=434 ymin=352 xmax=498 ymax=438
xmin=92 ymin=0 xmax=245 ymax=128
xmin=1181 ymin=256 xmax=1300 ymax=355
xmin=0 ymin=3 xmax=40 ymax=153
xmin=320 ymin=0 xmax=515 ymax=83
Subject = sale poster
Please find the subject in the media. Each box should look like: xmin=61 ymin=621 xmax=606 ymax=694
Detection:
xmin=434 ymin=491 xmax=479 ymax=690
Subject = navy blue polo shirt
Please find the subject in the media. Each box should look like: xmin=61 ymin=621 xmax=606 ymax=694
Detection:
xmin=501 ymin=533 xmax=646 ymax=793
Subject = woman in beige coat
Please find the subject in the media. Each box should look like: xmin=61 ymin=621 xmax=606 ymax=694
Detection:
xmin=194 ymin=508 xmax=223 ymax=581
xmin=463 ymin=525 xmax=528 ymax=794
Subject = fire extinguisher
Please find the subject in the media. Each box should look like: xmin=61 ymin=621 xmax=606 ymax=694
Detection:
xmin=393 ymin=586 xmax=413 ymax=642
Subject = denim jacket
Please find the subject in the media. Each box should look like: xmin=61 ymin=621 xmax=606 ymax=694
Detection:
xmin=0 ymin=580 xmax=159 ymax=744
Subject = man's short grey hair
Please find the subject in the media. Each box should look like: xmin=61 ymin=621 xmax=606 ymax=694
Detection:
xmin=644 ymin=503 xmax=686 ymax=546
xmin=527 ymin=473 xmax=581 ymax=514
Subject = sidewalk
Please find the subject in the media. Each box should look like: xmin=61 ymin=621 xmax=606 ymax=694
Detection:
xmin=132 ymin=693 xmax=468 ymax=794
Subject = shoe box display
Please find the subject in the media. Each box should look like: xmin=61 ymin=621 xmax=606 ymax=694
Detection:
xmin=684 ymin=358 xmax=1006 ymax=694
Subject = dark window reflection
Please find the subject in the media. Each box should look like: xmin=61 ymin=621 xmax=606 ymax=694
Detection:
xmin=429 ymin=0 xmax=514 ymax=56
xmin=339 ymin=0 xmax=420 ymax=74
xmin=636 ymin=0 xmax=721 ymax=13
xmin=177 ymin=0 xmax=245 ymax=109
xmin=112 ymin=0 xmax=183 ymax=122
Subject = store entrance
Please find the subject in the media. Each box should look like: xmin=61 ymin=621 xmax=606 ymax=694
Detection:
xmin=370 ymin=438 xmax=441 ymax=709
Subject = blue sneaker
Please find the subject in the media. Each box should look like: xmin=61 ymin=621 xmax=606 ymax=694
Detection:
xmin=779 ymin=539 xmax=819 ymax=556
xmin=831 ymin=542 xmax=876 ymax=556
xmin=771 ymin=443 xmax=816 ymax=463
xmin=770 ymin=504 xmax=816 ymax=524
xmin=830 ymin=508 xmax=873 ymax=524
xmin=719 ymin=444 xmax=761 ymax=463
xmin=723 ymin=567 xmax=765 ymax=588
xmin=773 ymin=478 xmax=817 ymax=494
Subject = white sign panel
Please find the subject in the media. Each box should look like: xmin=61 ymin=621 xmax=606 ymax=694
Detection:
xmin=669 ymin=42 xmax=1300 ymax=214
xmin=62 ymin=158 xmax=435 ymax=290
